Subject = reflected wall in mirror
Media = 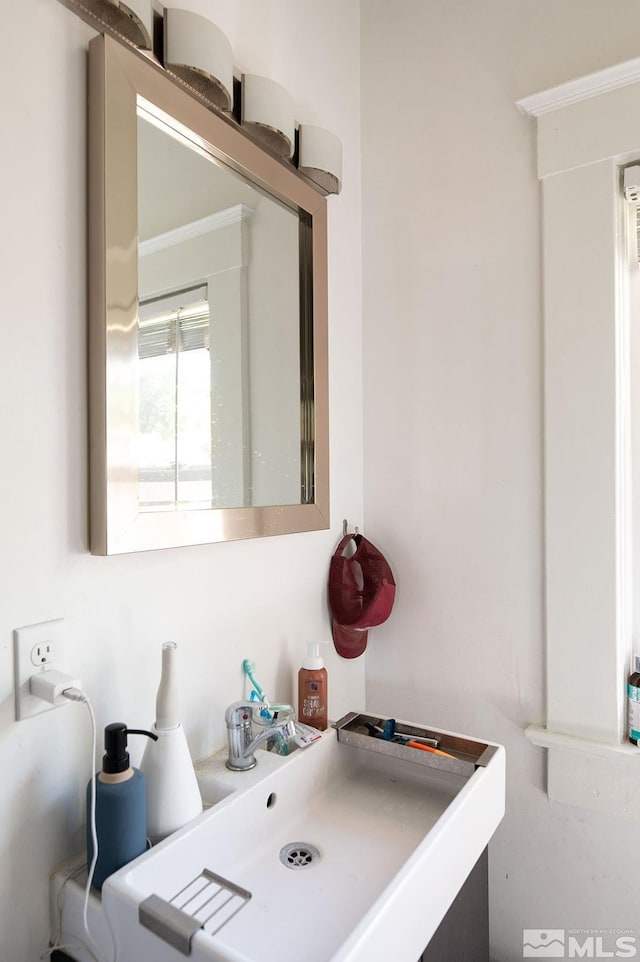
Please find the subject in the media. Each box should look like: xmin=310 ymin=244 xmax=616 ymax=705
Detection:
xmin=89 ymin=36 xmax=329 ymax=554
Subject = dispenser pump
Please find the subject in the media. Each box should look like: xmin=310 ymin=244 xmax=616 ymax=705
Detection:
xmin=101 ymin=723 xmax=157 ymax=775
xmin=302 ymin=642 xmax=324 ymax=670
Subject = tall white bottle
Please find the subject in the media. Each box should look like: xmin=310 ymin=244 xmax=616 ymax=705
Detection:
xmin=141 ymin=642 xmax=203 ymax=842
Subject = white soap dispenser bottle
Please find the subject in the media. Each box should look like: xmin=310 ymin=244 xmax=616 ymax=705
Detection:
xmin=140 ymin=642 xmax=203 ymax=842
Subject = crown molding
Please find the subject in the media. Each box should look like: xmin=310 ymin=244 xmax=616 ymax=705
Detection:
xmin=139 ymin=203 xmax=254 ymax=256
xmin=516 ymin=56 xmax=640 ymax=117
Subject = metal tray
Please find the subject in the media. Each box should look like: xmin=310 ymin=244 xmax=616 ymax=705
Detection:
xmin=333 ymin=711 xmax=498 ymax=779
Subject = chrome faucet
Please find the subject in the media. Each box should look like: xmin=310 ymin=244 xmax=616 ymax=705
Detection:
xmin=225 ymin=701 xmax=296 ymax=771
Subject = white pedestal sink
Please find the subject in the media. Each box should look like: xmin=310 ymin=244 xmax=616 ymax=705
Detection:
xmin=51 ymin=713 xmax=505 ymax=962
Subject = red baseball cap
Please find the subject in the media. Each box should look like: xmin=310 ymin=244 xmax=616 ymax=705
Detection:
xmin=328 ymin=534 xmax=396 ymax=658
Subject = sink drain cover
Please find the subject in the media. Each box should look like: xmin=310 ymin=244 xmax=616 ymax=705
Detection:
xmin=279 ymin=842 xmax=320 ymax=870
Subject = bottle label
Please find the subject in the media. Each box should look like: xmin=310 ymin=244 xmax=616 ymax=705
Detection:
xmin=302 ymin=680 xmax=326 ymax=719
xmin=628 ymin=683 xmax=640 ymax=740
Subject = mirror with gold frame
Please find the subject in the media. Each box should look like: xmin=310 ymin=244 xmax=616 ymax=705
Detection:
xmin=88 ymin=35 xmax=329 ymax=554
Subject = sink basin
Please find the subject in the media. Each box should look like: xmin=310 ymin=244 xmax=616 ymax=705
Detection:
xmin=53 ymin=714 xmax=505 ymax=962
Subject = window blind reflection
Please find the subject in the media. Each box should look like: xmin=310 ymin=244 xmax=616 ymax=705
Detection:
xmin=137 ymin=286 xmax=213 ymax=510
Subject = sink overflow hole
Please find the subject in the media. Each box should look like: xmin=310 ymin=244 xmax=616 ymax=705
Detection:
xmin=279 ymin=842 xmax=320 ymax=870
xmin=266 ymin=792 xmax=276 ymax=808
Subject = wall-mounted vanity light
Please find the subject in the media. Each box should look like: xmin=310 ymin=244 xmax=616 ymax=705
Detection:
xmin=72 ymin=0 xmax=153 ymax=48
xmin=56 ymin=0 xmax=343 ymax=194
xmin=298 ymin=124 xmax=342 ymax=195
xmin=241 ymin=74 xmax=296 ymax=159
xmin=164 ymin=8 xmax=233 ymax=112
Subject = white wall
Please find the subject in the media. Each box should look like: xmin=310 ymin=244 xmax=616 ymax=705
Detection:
xmin=0 ymin=1 xmax=362 ymax=959
xmin=360 ymin=2 xmax=640 ymax=960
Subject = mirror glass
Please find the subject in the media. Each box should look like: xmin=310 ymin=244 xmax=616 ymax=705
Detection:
xmin=89 ymin=36 xmax=329 ymax=554
xmin=137 ymin=112 xmax=302 ymax=511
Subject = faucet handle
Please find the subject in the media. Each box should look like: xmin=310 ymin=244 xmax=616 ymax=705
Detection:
xmin=224 ymin=701 xmax=255 ymax=728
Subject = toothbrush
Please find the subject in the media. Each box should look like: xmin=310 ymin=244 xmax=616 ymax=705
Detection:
xmin=249 ymin=689 xmax=273 ymax=719
xmin=364 ymin=718 xmax=442 ymax=749
xmin=374 ymin=719 xmax=458 ymax=760
xmin=243 ymin=662 xmax=289 ymax=753
xmin=242 ymin=659 xmax=322 ymax=750
xmin=404 ymin=740 xmax=457 ymax=759
xmin=243 ymin=659 xmax=273 ymax=719
xmin=243 ymin=659 xmax=267 ymax=702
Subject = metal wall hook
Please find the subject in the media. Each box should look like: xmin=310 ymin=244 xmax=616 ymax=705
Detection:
xmin=342 ymin=519 xmax=359 ymax=537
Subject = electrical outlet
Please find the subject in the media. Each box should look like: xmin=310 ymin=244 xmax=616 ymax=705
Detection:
xmin=14 ymin=619 xmax=65 ymax=720
xmin=30 ymin=641 xmax=55 ymax=667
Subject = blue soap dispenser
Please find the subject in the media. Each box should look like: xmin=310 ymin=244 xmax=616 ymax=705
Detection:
xmin=87 ymin=722 xmax=157 ymax=890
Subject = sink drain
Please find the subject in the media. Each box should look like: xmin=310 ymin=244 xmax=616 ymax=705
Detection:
xmin=279 ymin=842 xmax=320 ymax=870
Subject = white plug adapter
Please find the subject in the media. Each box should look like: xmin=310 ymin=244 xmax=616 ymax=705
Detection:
xmin=30 ymin=669 xmax=83 ymax=706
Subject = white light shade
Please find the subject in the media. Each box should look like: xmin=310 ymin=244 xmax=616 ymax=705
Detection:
xmin=242 ymin=74 xmax=295 ymax=159
xmin=164 ymin=8 xmax=234 ymax=112
xmin=298 ymin=125 xmax=342 ymax=194
xmin=77 ymin=0 xmax=153 ymax=48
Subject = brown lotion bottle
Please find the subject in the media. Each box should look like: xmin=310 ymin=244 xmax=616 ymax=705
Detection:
xmin=298 ymin=642 xmax=328 ymax=730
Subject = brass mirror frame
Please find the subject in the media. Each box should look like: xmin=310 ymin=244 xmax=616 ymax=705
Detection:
xmin=88 ymin=35 xmax=329 ymax=554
